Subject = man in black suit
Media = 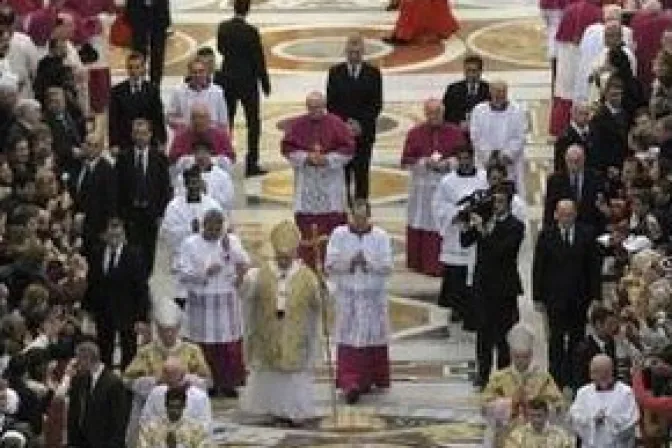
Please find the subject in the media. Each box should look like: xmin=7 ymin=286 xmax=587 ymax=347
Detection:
xmin=217 ymin=0 xmax=270 ymax=177
xmin=69 ymin=133 xmax=118 ymax=256
xmin=117 ymin=118 xmax=170 ymax=276
xmin=543 ymin=145 xmax=607 ymax=231
xmin=108 ymin=52 xmax=167 ymax=154
xmin=460 ymin=184 xmax=525 ymax=388
xmin=587 ymin=77 xmax=630 ymax=175
xmin=66 ymin=341 xmax=128 ymax=448
xmin=442 ymin=55 xmax=490 ymax=130
xmin=83 ymin=218 xmax=150 ymax=369
xmin=533 ymin=199 xmax=601 ymax=389
xmin=127 ymin=0 xmax=170 ymax=86
xmin=326 ymin=33 xmax=383 ymax=205
xmin=43 ymin=86 xmax=85 ymax=174
xmin=572 ymin=306 xmax=618 ymax=391
xmin=553 ymin=102 xmax=592 ymax=172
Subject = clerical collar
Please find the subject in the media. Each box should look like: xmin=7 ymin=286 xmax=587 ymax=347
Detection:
xmin=595 ymin=381 xmax=615 ymax=392
xmin=490 ymin=101 xmax=509 ymax=112
xmin=456 ymin=167 xmax=476 ymax=177
xmin=349 ymin=224 xmax=372 ymax=236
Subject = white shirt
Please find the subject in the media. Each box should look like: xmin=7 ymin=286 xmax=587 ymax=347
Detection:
xmin=91 ymin=363 xmax=105 ymax=390
xmin=104 ymin=244 xmax=123 ymax=273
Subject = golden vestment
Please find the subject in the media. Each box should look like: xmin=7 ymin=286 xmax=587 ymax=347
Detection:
xmin=138 ymin=417 xmax=213 ymax=448
xmin=504 ymin=422 xmax=574 ymax=448
xmin=124 ymin=340 xmax=212 ymax=382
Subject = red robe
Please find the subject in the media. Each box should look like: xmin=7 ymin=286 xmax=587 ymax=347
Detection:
xmin=6 ymin=0 xmax=42 ymax=16
xmin=281 ymin=112 xmax=355 ymax=269
xmin=631 ymin=10 xmax=672 ymax=91
xmin=539 ymin=0 xmax=576 ymax=10
xmin=392 ymin=0 xmax=459 ymax=43
xmin=169 ymin=127 xmax=236 ymax=164
xmin=401 ymin=122 xmax=465 ymax=276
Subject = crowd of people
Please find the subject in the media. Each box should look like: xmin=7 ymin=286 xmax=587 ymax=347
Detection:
xmin=4 ymin=0 xmax=672 ymax=445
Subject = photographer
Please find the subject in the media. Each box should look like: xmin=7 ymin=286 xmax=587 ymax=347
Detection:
xmin=459 ymin=184 xmax=524 ymax=388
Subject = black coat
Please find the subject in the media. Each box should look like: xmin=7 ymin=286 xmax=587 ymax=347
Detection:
xmin=217 ymin=17 xmax=270 ymax=94
xmin=461 ymin=215 xmax=524 ymax=329
xmin=543 ymin=169 xmax=606 ymax=231
xmin=108 ymin=79 xmax=167 ymax=148
xmin=44 ymin=110 xmax=86 ymax=173
xmin=587 ymin=104 xmax=630 ymax=173
xmin=326 ymin=62 xmax=383 ymax=146
xmin=116 ymin=147 xmax=170 ymax=220
xmin=442 ymin=79 xmax=490 ymax=124
xmin=553 ymin=124 xmax=593 ymax=172
xmin=532 ymin=223 xmax=601 ymax=317
xmin=82 ymin=243 xmax=150 ymax=326
xmin=67 ymin=368 xmax=128 ymax=448
xmin=69 ymin=158 xmax=118 ymax=246
xmin=126 ymin=0 xmax=170 ymax=31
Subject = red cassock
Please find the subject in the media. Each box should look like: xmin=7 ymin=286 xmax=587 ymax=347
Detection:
xmin=392 ymin=0 xmax=459 ymax=43
xmin=539 ymin=0 xmax=577 ymax=9
xmin=549 ymin=0 xmax=602 ymax=136
xmin=631 ymin=10 xmax=672 ymax=92
xmin=5 ymin=0 xmax=42 ymax=16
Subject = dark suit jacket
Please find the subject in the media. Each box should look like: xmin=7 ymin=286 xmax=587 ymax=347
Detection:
xmin=554 ymin=123 xmax=593 ymax=172
xmin=543 ymin=169 xmax=606 ymax=231
xmin=108 ymin=79 xmax=167 ymax=148
xmin=126 ymin=0 xmax=170 ymax=31
xmin=217 ymin=17 xmax=270 ymax=94
xmin=67 ymin=368 xmax=128 ymax=448
xmin=116 ymin=147 xmax=170 ymax=220
xmin=44 ymin=110 xmax=85 ymax=173
xmin=532 ymin=223 xmax=601 ymax=318
xmin=442 ymin=79 xmax=490 ymax=124
xmin=572 ymin=334 xmax=616 ymax=389
xmin=587 ymin=104 xmax=630 ymax=173
xmin=326 ymin=62 xmax=383 ymax=146
xmin=69 ymin=158 xmax=118 ymax=245
xmin=82 ymin=243 xmax=150 ymax=326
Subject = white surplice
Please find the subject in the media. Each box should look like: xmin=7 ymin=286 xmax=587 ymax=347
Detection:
xmin=432 ymin=169 xmax=488 ymax=282
xmin=541 ymin=9 xmax=563 ymax=59
xmin=575 ymin=24 xmax=636 ymax=102
xmin=325 ymin=225 xmax=393 ymax=347
xmin=172 ymin=162 xmax=235 ymax=214
xmin=285 ymin=151 xmax=352 ymax=214
xmin=140 ymin=384 xmax=212 ymax=433
xmin=175 ymin=233 xmax=250 ymax=343
xmin=1 ymin=32 xmax=39 ymax=99
xmin=469 ymin=102 xmax=528 ymax=197
xmin=407 ymin=160 xmax=451 ymax=231
xmin=569 ymin=382 xmax=639 ymax=448
xmin=160 ymin=194 xmax=222 ymax=261
xmin=167 ymin=83 xmax=228 ymax=129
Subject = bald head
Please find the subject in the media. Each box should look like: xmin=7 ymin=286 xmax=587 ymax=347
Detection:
xmin=590 ymin=354 xmax=614 ymax=386
xmin=162 ymin=356 xmax=187 ymax=388
xmin=565 ymin=145 xmax=585 ymax=174
xmin=306 ymin=91 xmax=326 ymax=119
xmin=643 ymin=0 xmax=662 ymax=11
xmin=555 ymin=199 xmax=577 ymax=228
xmin=571 ymin=102 xmax=591 ymax=127
xmin=490 ymin=80 xmax=508 ymax=107
xmin=424 ymin=98 xmax=444 ymax=126
xmin=345 ymin=33 xmax=364 ymax=65
xmin=603 ymin=5 xmax=623 ymax=22
xmin=190 ymin=103 xmax=211 ymax=131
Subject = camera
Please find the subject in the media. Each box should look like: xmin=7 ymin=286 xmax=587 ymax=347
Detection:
xmin=456 ymin=189 xmax=494 ymax=223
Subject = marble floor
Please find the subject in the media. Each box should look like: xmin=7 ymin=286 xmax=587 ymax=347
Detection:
xmin=140 ymin=0 xmax=553 ymax=445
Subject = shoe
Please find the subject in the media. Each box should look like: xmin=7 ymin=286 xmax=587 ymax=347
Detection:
xmin=382 ymin=35 xmax=409 ymax=45
xmin=345 ymin=389 xmax=360 ymax=405
xmin=246 ymin=166 xmax=268 ymax=177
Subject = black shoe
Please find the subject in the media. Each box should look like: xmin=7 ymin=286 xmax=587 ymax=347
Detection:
xmin=246 ymin=166 xmax=268 ymax=177
xmin=345 ymin=389 xmax=360 ymax=405
xmin=221 ymin=388 xmax=239 ymax=398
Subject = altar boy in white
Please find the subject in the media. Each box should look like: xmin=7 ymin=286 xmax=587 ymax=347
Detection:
xmin=569 ymin=354 xmax=639 ymax=448
xmin=325 ymin=199 xmax=393 ymax=405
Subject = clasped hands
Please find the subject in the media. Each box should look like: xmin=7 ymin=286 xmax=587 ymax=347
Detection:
xmin=307 ymin=143 xmax=327 ymax=167
xmin=350 ymin=251 xmax=368 ymax=273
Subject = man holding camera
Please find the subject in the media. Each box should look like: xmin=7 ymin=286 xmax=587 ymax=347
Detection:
xmin=460 ymin=184 xmax=524 ymax=388
xmin=432 ymin=146 xmax=487 ymax=331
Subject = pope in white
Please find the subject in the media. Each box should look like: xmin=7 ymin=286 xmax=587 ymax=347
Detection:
xmin=325 ymin=199 xmax=393 ymax=405
xmin=469 ymin=80 xmax=527 ymax=197
xmin=569 ymin=354 xmax=639 ymax=448
xmin=175 ymin=208 xmax=250 ymax=397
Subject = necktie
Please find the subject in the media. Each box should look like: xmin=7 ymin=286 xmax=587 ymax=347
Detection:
xmin=564 ymin=229 xmax=571 ymax=246
xmin=135 ymin=151 xmax=148 ymax=205
xmin=468 ymin=82 xmax=476 ymax=96
xmin=79 ymin=373 xmax=92 ymax=428
xmin=350 ymin=64 xmax=357 ymax=79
